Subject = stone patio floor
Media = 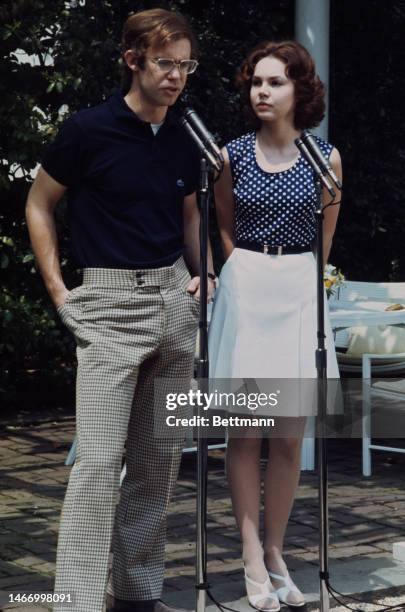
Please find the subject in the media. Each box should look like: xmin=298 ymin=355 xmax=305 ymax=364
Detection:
xmin=0 ymin=418 xmax=404 ymax=611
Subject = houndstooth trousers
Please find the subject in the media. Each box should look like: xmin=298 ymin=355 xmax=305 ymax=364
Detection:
xmin=53 ymin=258 xmax=199 ymax=612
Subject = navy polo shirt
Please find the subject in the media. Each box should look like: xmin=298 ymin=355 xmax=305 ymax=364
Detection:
xmin=42 ymin=92 xmax=200 ymax=268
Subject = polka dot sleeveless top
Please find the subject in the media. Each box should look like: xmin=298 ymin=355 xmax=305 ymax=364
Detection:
xmin=226 ymin=132 xmax=333 ymax=247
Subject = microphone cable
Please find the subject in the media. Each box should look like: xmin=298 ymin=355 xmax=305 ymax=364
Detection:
xmin=325 ymin=577 xmax=405 ymax=611
xmin=203 ymin=579 xmax=405 ymax=612
xmin=206 ymin=586 xmax=244 ymax=612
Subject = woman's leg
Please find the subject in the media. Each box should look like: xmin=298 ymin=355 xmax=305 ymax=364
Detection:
xmin=263 ymin=422 xmax=306 ymax=605
xmin=227 ymin=428 xmax=278 ymax=609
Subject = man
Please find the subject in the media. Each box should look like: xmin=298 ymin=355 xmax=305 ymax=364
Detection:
xmin=26 ymin=9 xmax=215 ymax=612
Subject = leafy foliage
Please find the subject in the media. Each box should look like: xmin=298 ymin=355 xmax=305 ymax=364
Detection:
xmin=329 ymin=0 xmax=405 ymax=281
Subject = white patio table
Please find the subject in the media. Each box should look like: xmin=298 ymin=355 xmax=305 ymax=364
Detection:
xmin=329 ymin=299 xmax=405 ymax=329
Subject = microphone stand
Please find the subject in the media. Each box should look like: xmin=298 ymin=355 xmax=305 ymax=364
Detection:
xmin=180 ymin=111 xmax=222 ymax=612
xmin=314 ymin=177 xmax=330 ymax=612
xmin=195 ymin=156 xmax=213 ymax=612
xmin=295 ymin=133 xmax=341 ymax=612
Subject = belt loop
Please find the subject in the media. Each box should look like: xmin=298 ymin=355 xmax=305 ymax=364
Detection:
xmin=264 ymin=243 xmax=269 ymax=255
xmin=278 ymin=246 xmax=282 ymax=255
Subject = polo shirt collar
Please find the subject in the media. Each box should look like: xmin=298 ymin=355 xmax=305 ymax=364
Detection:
xmin=107 ymin=91 xmax=178 ymax=132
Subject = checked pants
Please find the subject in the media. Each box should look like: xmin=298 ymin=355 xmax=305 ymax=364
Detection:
xmin=53 ymin=258 xmax=199 ymax=612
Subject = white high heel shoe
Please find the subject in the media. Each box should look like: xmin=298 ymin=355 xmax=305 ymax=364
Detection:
xmin=267 ymin=570 xmax=306 ymax=608
xmin=244 ymin=567 xmax=281 ymax=611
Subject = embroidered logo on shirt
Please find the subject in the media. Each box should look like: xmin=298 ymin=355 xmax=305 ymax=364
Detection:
xmin=176 ymin=179 xmax=185 ymax=187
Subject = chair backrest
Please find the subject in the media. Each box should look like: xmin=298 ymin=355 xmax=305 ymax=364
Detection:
xmin=335 ymin=281 xmax=405 ymax=303
xmin=333 ymin=281 xmax=405 ymax=372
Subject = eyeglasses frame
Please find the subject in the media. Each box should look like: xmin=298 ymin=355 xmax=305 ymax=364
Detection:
xmin=148 ymin=56 xmax=199 ymax=75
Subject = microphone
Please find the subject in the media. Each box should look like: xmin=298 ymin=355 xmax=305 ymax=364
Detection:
xmin=295 ymin=137 xmax=336 ymax=198
xmin=180 ymin=116 xmax=222 ymax=172
xmin=183 ymin=108 xmax=223 ymax=167
xmin=301 ymin=130 xmax=342 ymax=190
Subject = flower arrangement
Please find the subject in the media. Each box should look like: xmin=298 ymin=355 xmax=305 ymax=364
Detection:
xmin=324 ymin=264 xmax=345 ymax=298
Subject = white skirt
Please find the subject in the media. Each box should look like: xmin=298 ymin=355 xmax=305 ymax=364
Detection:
xmin=208 ymin=248 xmax=340 ymax=417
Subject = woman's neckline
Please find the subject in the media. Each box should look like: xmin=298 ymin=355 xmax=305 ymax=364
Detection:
xmin=252 ymin=131 xmax=302 ymax=175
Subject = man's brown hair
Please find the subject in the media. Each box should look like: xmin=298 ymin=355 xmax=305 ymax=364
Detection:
xmin=121 ymin=8 xmax=198 ymax=91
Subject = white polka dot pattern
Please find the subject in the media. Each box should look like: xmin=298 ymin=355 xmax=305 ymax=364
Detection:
xmin=226 ymin=132 xmax=333 ymax=246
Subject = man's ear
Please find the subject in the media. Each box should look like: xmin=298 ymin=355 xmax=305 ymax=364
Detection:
xmin=123 ymin=49 xmax=139 ymax=73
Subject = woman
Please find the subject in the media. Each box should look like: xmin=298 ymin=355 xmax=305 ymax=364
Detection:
xmin=209 ymin=41 xmax=342 ymax=611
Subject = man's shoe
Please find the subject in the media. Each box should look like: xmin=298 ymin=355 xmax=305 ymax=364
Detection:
xmin=106 ymin=596 xmax=157 ymax=612
xmin=107 ymin=596 xmax=191 ymax=612
xmin=155 ymin=600 xmax=190 ymax=612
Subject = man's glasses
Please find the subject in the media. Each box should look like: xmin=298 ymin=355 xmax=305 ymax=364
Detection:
xmin=149 ymin=57 xmax=199 ymax=75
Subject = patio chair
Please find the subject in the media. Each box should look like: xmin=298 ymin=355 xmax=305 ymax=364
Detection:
xmin=332 ymin=281 xmax=405 ymax=375
xmin=362 ymin=353 xmax=405 ymax=476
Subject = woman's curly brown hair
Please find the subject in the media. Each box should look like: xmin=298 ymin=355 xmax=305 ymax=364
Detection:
xmin=235 ymin=40 xmax=325 ymax=130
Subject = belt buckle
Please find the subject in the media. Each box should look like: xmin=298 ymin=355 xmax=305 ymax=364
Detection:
xmin=263 ymin=243 xmax=269 ymax=255
xmin=277 ymin=246 xmax=283 ymax=255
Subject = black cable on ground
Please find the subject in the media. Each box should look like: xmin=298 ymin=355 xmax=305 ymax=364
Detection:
xmin=206 ymin=587 xmax=239 ymax=611
xmin=199 ymin=580 xmax=405 ymax=612
xmin=326 ymin=578 xmax=405 ymax=611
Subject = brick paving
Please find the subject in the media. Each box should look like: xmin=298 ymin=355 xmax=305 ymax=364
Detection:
xmin=0 ymin=418 xmax=405 ymax=611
